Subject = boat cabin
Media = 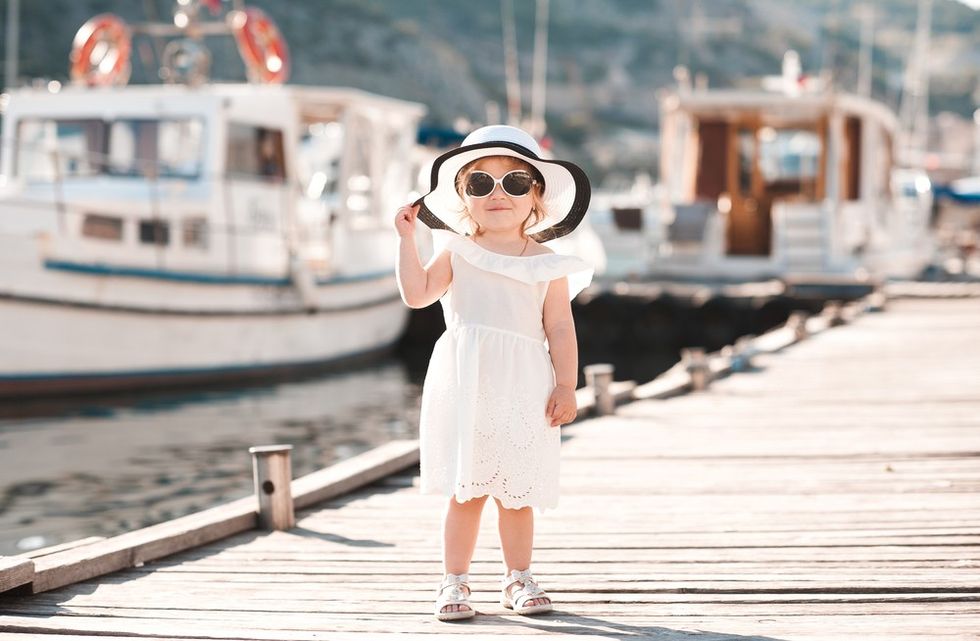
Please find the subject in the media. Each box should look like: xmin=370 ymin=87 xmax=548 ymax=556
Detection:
xmin=0 ymin=84 xmax=424 ymax=281
xmin=654 ymin=90 xmax=931 ymax=281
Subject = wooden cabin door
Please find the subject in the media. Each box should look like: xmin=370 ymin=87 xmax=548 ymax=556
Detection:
xmin=224 ymin=124 xmax=291 ymax=274
xmin=726 ymin=125 xmax=772 ymax=256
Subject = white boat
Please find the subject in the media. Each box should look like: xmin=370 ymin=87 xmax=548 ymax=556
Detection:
xmin=593 ymin=59 xmax=934 ymax=286
xmin=586 ymin=174 xmax=662 ymax=279
xmin=0 ymin=7 xmax=425 ymax=398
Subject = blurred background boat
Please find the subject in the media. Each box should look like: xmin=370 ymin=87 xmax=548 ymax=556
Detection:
xmin=590 ymin=52 xmax=935 ymax=287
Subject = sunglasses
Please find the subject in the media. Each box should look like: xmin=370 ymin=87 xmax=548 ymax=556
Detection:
xmin=464 ymin=170 xmax=538 ymax=198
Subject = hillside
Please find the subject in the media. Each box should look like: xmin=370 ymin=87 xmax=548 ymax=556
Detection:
xmin=1 ymin=0 xmax=976 ymax=180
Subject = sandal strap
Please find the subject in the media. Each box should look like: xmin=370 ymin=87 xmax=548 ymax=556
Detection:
xmin=440 ymin=572 xmax=470 ymax=588
xmin=437 ymin=573 xmax=471 ymax=605
xmin=501 ymin=568 xmax=536 ymax=590
xmin=502 ymin=569 xmax=548 ymax=606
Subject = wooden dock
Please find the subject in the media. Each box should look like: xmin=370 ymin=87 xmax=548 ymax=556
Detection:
xmin=2 ymin=295 xmax=979 ymax=639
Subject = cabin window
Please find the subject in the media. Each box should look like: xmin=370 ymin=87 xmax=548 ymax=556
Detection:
xmin=343 ymin=112 xmax=375 ymax=215
xmin=139 ymin=219 xmax=170 ymax=246
xmin=226 ymin=124 xmax=286 ymax=181
xmin=16 ymin=119 xmax=106 ymax=179
xmin=612 ymin=207 xmax=642 ymax=231
xmin=107 ymin=119 xmax=204 ymax=179
xmin=182 ymin=217 xmax=209 ymax=249
xmin=737 ymin=129 xmax=755 ymax=195
xmin=757 ymin=127 xmax=820 ymax=200
xmin=81 ymin=214 xmax=123 ymax=241
xmin=298 ymin=121 xmax=343 ymax=199
xmin=15 ymin=118 xmax=203 ymax=181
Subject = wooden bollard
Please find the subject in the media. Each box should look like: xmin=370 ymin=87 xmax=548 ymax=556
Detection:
xmin=786 ymin=312 xmax=809 ymax=342
xmin=583 ymin=363 xmax=615 ymax=415
xmin=731 ymin=335 xmax=755 ymax=371
xmin=681 ymin=347 xmax=710 ymax=391
xmin=866 ymin=289 xmax=887 ymax=313
xmin=824 ymin=301 xmax=845 ymax=326
xmin=248 ymin=445 xmax=295 ymax=531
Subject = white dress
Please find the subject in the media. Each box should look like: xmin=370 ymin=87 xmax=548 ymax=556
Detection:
xmin=418 ymin=229 xmax=594 ymax=509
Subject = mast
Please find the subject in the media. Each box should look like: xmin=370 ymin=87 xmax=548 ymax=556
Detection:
xmin=856 ymin=3 xmax=874 ymax=97
xmin=899 ymin=0 xmax=933 ymax=163
xmin=4 ymin=0 xmax=20 ymax=90
xmin=501 ymin=0 xmax=522 ymax=126
xmin=528 ymin=0 xmax=549 ymax=138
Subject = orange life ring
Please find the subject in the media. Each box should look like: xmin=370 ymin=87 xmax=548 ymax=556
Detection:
xmin=231 ymin=7 xmax=290 ymax=84
xmin=69 ymin=13 xmax=132 ymax=87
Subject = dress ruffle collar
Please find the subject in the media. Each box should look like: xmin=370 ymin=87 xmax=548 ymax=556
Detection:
xmin=432 ymin=229 xmax=594 ymax=300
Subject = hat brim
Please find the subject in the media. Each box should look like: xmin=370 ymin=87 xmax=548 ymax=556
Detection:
xmin=414 ymin=141 xmax=591 ymax=242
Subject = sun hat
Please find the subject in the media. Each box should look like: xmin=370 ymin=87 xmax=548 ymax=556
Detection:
xmin=414 ymin=125 xmax=591 ymax=242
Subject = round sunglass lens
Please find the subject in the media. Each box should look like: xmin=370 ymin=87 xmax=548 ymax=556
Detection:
xmin=502 ymin=171 xmax=533 ymax=196
xmin=465 ymin=172 xmax=495 ymax=197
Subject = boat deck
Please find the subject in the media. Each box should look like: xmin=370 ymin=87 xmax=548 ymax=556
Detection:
xmin=1 ymin=296 xmax=979 ymax=639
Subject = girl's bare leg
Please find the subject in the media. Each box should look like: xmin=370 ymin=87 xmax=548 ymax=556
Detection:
xmin=495 ymin=499 xmax=550 ymax=607
xmin=442 ymin=495 xmax=488 ymax=613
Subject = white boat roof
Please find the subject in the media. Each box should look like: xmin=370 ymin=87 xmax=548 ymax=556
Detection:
xmin=662 ymin=89 xmax=898 ymax=132
xmin=2 ymin=82 xmax=427 ymax=120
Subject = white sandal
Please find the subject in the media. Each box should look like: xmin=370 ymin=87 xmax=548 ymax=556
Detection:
xmin=435 ymin=573 xmax=475 ymax=621
xmin=501 ymin=568 xmax=553 ymax=615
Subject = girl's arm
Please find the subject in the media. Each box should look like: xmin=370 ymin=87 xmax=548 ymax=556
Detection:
xmin=395 ymin=204 xmax=453 ymax=308
xmin=542 ymin=276 xmax=579 ymax=426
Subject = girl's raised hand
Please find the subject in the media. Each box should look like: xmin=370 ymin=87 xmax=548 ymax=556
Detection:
xmin=394 ymin=203 xmax=419 ymax=237
xmin=546 ymin=384 xmax=577 ymax=427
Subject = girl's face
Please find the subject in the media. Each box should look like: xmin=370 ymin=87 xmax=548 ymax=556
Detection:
xmin=462 ymin=156 xmax=536 ymax=236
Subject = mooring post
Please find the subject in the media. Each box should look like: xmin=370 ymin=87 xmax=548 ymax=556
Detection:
xmin=866 ymin=289 xmax=887 ymax=312
xmin=786 ymin=312 xmax=809 ymax=342
xmin=732 ymin=335 xmax=755 ymax=371
xmin=824 ymin=300 xmax=845 ymax=326
xmin=248 ymin=445 xmax=295 ymax=531
xmin=681 ymin=347 xmax=710 ymax=391
xmin=583 ymin=363 xmax=615 ymax=415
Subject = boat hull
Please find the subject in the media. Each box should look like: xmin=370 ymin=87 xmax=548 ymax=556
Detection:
xmin=0 ymin=291 xmax=409 ymax=399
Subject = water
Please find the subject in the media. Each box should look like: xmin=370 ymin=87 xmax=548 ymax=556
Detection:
xmin=0 ymin=357 xmax=423 ymax=556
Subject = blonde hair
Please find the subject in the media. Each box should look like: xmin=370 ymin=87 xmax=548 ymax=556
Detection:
xmin=454 ymin=156 xmax=547 ymax=237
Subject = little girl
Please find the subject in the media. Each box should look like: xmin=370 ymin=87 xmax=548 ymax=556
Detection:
xmin=394 ymin=125 xmax=593 ymax=621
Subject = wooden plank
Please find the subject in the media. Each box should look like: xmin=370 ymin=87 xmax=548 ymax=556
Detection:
xmin=26 ymin=568 xmax=980 ymax=588
xmin=291 ymin=439 xmax=419 ymax=510
xmin=632 ymin=367 xmax=690 ymax=400
xmin=3 ymin=607 xmax=980 ymax=633
xmin=1 ymin=537 xmax=110 ymax=594
xmin=0 ymin=635 xmax=196 ymax=641
xmin=0 ymin=557 xmax=32 ymax=594
xmin=22 ymin=537 xmax=106 ymax=559
xmin=6 ymin=595 xmax=980 ymax=618
xmin=29 ymin=497 xmax=256 ymax=594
